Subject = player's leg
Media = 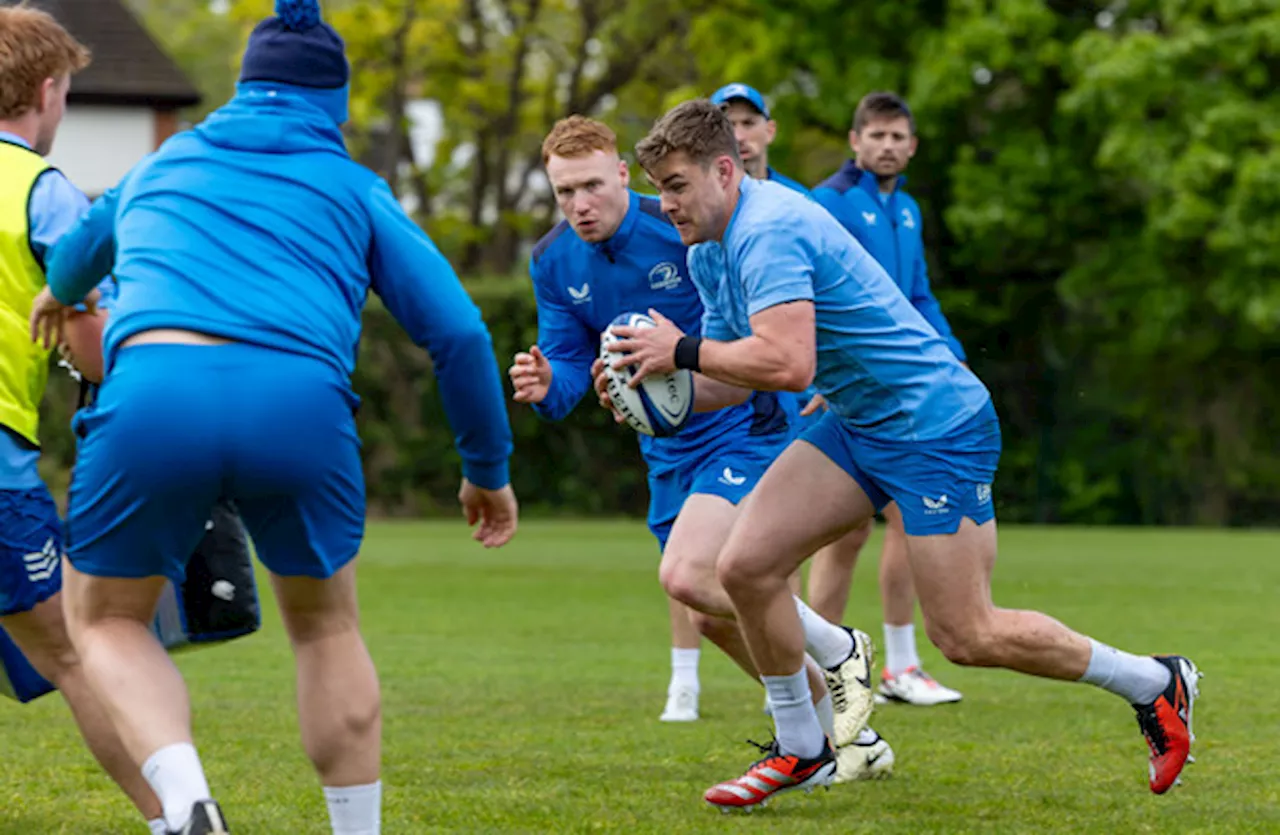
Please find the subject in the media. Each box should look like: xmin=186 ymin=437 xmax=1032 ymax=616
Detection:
xmin=661 ymin=439 xmax=874 ymax=729
xmin=1 ymin=598 xmax=164 ymax=829
xmin=60 ymin=344 xmax=230 ymax=833
xmin=877 ymin=503 xmax=963 ymax=706
xmin=705 ymin=428 xmax=880 ymax=810
xmin=784 ymin=517 xmax=896 ymax=786
xmin=661 ymin=441 xmax=869 ymax=674
xmin=268 ymin=567 xmax=381 ymax=806
xmin=907 ymin=518 xmax=1198 ymax=791
xmin=61 ymin=568 xmax=208 ymax=826
xmin=230 ymin=342 xmax=381 ymax=833
xmin=0 ymin=485 xmax=164 ymax=829
xmin=884 ymin=404 xmax=1199 ymax=793
xmin=805 ymin=519 xmax=871 ymax=623
xmin=657 ymin=492 xmax=737 ymax=621
xmin=660 ymin=598 xmax=702 ymax=722
xmin=648 ymin=473 xmax=704 ymax=722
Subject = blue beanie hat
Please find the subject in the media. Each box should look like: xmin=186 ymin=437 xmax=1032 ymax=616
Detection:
xmin=239 ymin=0 xmax=349 ymax=90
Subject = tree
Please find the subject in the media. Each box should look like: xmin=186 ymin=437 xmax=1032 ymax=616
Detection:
xmin=123 ymin=0 xmax=243 ymax=123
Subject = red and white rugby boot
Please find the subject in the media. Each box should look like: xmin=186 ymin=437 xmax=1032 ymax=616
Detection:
xmin=1134 ymin=655 xmax=1202 ymax=794
xmin=704 ymin=738 xmax=836 ymax=812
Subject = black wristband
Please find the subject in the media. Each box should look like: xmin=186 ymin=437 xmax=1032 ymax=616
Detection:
xmin=674 ymin=335 xmax=702 ymax=372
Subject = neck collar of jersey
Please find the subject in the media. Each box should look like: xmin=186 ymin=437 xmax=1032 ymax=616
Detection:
xmin=850 ymin=159 xmax=906 ymax=197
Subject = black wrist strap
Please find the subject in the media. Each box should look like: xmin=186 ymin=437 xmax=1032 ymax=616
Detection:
xmin=674 ymin=336 xmax=702 ymax=372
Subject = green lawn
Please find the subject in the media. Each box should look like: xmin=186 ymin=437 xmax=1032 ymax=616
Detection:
xmin=1 ymin=521 xmax=1277 ymax=833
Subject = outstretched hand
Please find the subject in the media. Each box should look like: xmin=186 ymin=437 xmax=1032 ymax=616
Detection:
xmin=509 ymin=345 xmax=552 ymax=404
xmin=458 ymin=479 xmax=519 ymax=548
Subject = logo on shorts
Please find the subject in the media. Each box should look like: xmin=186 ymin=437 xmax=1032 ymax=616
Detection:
xmin=976 ymin=483 xmax=992 ymax=505
xmin=719 ymin=467 xmax=746 ymax=487
xmin=23 ymin=537 xmax=59 ymax=583
xmin=922 ymin=494 xmax=950 ymax=515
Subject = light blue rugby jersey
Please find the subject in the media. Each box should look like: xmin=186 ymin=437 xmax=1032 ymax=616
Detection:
xmin=687 ymin=176 xmax=991 ymax=442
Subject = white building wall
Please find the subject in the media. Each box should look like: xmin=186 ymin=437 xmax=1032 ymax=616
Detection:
xmin=46 ymin=106 xmax=156 ymax=196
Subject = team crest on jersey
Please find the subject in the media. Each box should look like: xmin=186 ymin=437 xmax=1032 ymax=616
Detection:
xmin=648 ymin=262 xmax=682 ymax=291
xmin=901 ymin=208 xmax=916 ymax=229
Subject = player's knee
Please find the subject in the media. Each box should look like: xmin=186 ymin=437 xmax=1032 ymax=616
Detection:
xmin=659 ymin=553 xmax=712 ymax=610
xmin=925 ymin=618 xmax=996 ymax=668
xmin=716 ymin=545 xmax=767 ymax=598
xmin=657 ymin=558 xmax=687 ymax=603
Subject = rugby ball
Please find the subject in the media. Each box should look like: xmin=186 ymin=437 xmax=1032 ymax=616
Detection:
xmin=600 ymin=313 xmax=693 ymax=437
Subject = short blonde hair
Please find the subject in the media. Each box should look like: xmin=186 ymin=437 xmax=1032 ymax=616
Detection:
xmin=0 ymin=4 xmax=91 ymax=120
xmin=541 ymin=115 xmax=618 ymax=165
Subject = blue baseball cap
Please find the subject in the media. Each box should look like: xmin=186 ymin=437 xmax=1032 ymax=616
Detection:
xmin=710 ymin=83 xmax=770 ymax=120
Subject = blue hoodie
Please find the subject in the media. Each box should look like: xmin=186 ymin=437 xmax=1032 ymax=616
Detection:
xmin=45 ymin=86 xmax=512 ymax=489
xmin=812 ymin=161 xmax=966 ymax=362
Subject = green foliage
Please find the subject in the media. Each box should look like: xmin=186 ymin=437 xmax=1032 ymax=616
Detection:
xmin=100 ymin=0 xmax=1280 ymax=526
xmin=351 ymin=278 xmax=649 ymax=518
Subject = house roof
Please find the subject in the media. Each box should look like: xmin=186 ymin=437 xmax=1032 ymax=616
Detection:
xmin=3 ymin=0 xmax=202 ymax=109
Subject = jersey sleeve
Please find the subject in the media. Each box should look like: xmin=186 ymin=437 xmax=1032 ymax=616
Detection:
xmin=528 ymin=257 xmax=596 ymax=421
xmin=733 ymin=222 xmax=816 ymax=319
xmin=45 ymin=187 xmax=120 ymax=305
xmin=27 ymin=169 xmax=90 ymax=270
xmin=367 ymin=180 xmax=513 ymax=489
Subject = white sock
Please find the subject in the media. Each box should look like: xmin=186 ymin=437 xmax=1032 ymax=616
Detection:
xmin=1079 ymin=639 xmax=1171 ymax=704
xmin=794 ymin=596 xmax=853 ymax=669
xmin=883 ymin=623 xmax=921 ymax=676
xmin=814 ymin=691 xmax=835 ymax=743
xmin=670 ymin=647 xmax=700 ymax=692
xmin=141 ymin=742 xmax=212 ymax=831
xmin=324 ymin=781 xmax=382 ymax=835
xmin=762 ymin=668 xmax=826 ymax=759
xmin=147 ymin=819 xmax=168 ymax=835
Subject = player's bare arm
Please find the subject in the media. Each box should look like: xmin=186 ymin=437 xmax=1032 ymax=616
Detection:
xmin=611 ymin=302 xmax=815 ymax=393
xmin=690 ymin=374 xmax=750 ymax=413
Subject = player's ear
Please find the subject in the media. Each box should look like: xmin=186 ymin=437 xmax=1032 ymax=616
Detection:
xmin=848 ymin=129 xmax=859 ymax=156
xmin=36 ymin=77 xmax=57 ymax=114
xmin=618 ymin=158 xmax=630 ymax=187
xmin=907 ymin=134 xmax=919 ymax=159
xmin=716 ymin=155 xmax=735 ymax=186
xmin=766 ymin=120 xmax=777 ymax=144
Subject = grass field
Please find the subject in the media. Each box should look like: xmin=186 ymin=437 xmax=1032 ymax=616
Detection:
xmin=1 ymin=521 xmax=1277 ymax=834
